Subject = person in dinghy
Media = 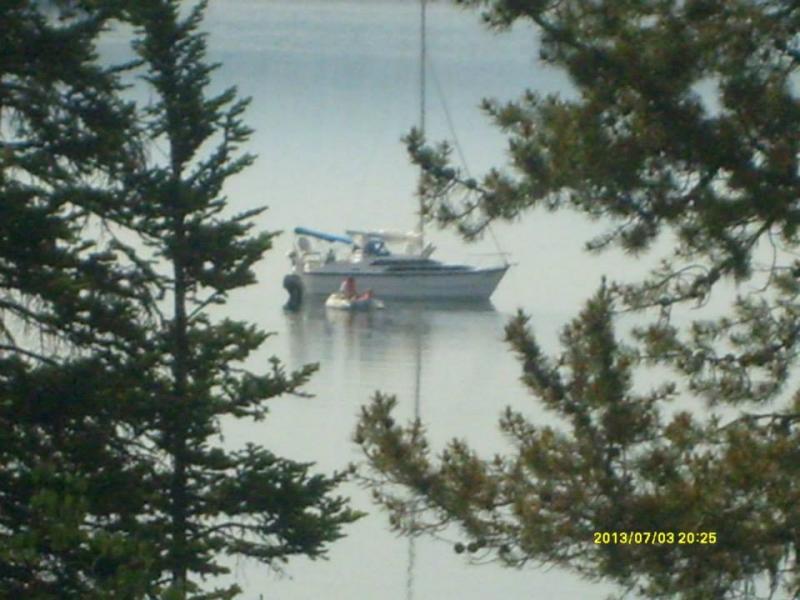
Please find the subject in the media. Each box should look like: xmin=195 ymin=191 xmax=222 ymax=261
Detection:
xmin=325 ymin=276 xmax=384 ymax=310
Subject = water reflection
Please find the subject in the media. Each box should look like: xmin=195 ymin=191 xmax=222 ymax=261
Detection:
xmin=285 ymin=298 xmax=500 ymax=375
xmin=284 ymin=298 xmax=504 ymax=600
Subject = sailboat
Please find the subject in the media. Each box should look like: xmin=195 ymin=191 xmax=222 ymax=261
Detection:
xmin=285 ymin=0 xmax=508 ymax=305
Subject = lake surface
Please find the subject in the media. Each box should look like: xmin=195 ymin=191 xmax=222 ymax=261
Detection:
xmin=105 ymin=1 xmax=637 ymax=597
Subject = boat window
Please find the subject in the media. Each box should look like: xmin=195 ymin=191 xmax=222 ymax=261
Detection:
xmin=365 ymin=239 xmax=390 ymax=256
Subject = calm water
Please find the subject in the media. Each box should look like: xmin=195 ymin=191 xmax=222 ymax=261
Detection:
xmin=104 ymin=1 xmax=635 ymax=597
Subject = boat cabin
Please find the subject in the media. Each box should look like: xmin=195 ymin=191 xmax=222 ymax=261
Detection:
xmin=290 ymin=227 xmax=436 ymax=273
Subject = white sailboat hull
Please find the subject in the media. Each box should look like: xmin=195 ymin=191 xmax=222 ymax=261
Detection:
xmin=298 ymin=266 xmax=508 ymax=300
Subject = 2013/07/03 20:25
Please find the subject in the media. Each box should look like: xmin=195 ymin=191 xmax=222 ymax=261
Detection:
xmin=593 ymin=531 xmax=717 ymax=545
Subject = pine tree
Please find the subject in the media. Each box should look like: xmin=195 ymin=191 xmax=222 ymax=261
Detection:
xmin=1 ymin=2 xmax=161 ymax=597
xmin=120 ymin=2 xmax=360 ymax=596
xmin=357 ymin=1 xmax=800 ymax=598
xmin=3 ymin=2 xmax=358 ymax=597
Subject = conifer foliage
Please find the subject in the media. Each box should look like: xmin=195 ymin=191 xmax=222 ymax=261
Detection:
xmin=1 ymin=2 xmax=156 ymax=597
xmin=357 ymin=1 xmax=800 ymax=598
xmin=123 ymin=1 xmax=359 ymax=596
xmin=1 ymin=1 xmax=359 ymax=597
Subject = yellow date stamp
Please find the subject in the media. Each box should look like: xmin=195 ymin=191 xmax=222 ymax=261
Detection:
xmin=593 ymin=531 xmax=717 ymax=545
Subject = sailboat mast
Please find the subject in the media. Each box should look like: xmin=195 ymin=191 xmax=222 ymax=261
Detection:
xmin=417 ymin=0 xmax=427 ymax=246
xmin=420 ymin=0 xmax=426 ymax=137
xmin=407 ymin=11 xmax=427 ymax=600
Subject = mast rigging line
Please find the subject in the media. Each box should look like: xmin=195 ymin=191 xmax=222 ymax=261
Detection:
xmin=421 ymin=18 xmax=509 ymax=266
xmin=418 ymin=0 xmax=427 ymax=244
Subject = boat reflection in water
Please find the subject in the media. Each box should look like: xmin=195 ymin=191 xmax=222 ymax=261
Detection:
xmin=285 ymin=298 xmax=499 ymax=382
xmin=283 ymin=298 xmax=507 ymax=599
